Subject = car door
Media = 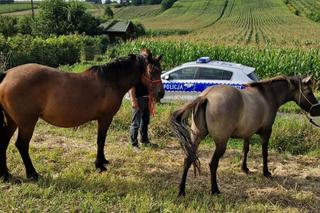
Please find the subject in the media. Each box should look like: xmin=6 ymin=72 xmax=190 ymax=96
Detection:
xmin=194 ymin=67 xmax=235 ymax=93
xmin=161 ymin=66 xmax=198 ymax=101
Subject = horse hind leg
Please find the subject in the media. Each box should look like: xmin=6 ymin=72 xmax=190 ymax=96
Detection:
xmin=0 ymin=113 xmax=17 ymax=181
xmin=241 ymin=139 xmax=250 ymax=174
xmin=209 ymin=140 xmax=227 ymax=195
xmin=178 ymin=131 xmax=207 ymax=196
xmin=15 ymin=123 xmax=38 ymax=181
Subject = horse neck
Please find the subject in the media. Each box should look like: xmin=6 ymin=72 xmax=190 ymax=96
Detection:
xmin=259 ymin=80 xmax=292 ymax=111
xmin=117 ymin=67 xmax=142 ymax=96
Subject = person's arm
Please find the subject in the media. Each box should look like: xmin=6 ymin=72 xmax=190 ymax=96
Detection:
xmin=129 ymin=87 xmax=139 ymax=109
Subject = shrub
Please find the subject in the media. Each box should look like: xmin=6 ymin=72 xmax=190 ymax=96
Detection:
xmin=161 ymin=0 xmax=177 ymax=11
xmin=104 ymin=6 xmax=114 ymax=18
xmin=16 ymin=16 xmax=33 ymax=35
xmin=132 ymin=22 xmax=146 ymax=37
xmin=2 ymin=35 xmax=109 ymax=68
xmin=0 ymin=16 xmax=18 ymax=37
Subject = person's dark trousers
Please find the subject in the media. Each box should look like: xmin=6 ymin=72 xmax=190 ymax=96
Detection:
xmin=130 ymin=97 xmax=150 ymax=146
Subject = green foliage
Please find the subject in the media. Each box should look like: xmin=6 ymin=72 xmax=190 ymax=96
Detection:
xmin=307 ymin=11 xmax=320 ymax=22
xmin=33 ymin=0 xmax=100 ymax=36
xmin=2 ymin=35 xmax=109 ymax=68
xmin=132 ymin=22 xmax=146 ymax=37
xmin=161 ymin=0 xmax=177 ymax=11
xmin=0 ymin=16 xmax=18 ymax=37
xmin=104 ymin=6 xmax=114 ymax=18
xmin=16 ymin=16 xmax=33 ymax=35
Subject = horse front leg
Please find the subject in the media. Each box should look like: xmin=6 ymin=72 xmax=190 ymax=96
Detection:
xmin=95 ymin=118 xmax=112 ymax=172
xmin=260 ymin=129 xmax=272 ymax=177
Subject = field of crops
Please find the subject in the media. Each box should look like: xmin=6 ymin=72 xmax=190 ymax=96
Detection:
xmin=113 ymin=4 xmax=161 ymax=20
xmin=114 ymin=0 xmax=320 ymax=48
xmin=110 ymin=40 xmax=320 ymax=83
xmin=287 ymin=0 xmax=320 ymax=16
xmin=0 ymin=3 xmax=39 ymax=14
xmin=140 ymin=0 xmax=227 ymax=31
xmin=0 ymin=2 xmax=105 ymax=17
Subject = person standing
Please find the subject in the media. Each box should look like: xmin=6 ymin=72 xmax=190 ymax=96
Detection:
xmin=129 ymin=48 xmax=157 ymax=149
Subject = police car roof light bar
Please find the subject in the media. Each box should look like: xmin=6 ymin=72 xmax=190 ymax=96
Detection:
xmin=196 ymin=57 xmax=210 ymax=63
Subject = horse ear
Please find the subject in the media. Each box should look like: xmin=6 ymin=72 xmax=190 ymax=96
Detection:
xmin=302 ymin=76 xmax=312 ymax=85
xmin=146 ymin=54 xmax=152 ymax=64
xmin=156 ymin=54 xmax=163 ymax=62
xmin=129 ymin=54 xmax=136 ymax=61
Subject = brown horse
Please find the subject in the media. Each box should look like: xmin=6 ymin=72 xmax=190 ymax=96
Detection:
xmin=0 ymin=53 xmax=164 ymax=181
xmin=171 ymin=76 xmax=320 ymax=196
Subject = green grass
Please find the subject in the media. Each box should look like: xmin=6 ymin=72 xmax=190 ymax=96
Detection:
xmin=0 ymin=99 xmax=319 ymax=211
xmin=0 ymin=3 xmax=39 ymax=14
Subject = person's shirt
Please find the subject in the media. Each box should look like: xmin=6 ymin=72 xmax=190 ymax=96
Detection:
xmin=134 ymin=82 xmax=149 ymax=97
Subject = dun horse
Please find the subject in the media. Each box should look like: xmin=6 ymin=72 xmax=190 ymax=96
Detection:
xmin=0 ymin=52 xmax=164 ymax=181
xmin=171 ymin=76 xmax=320 ymax=196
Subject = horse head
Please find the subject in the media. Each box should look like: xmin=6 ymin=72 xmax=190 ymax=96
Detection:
xmin=139 ymin=49 xmax=165 ymax=102
xmin=290 ymin=76 xmax=320 ymax=116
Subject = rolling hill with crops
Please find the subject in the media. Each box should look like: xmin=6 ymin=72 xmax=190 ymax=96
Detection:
xmin=116 ymin=0 xmax=320 ymax=48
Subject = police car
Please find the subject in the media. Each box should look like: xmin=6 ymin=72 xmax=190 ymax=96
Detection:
xmin=161 ymin=57 xmax=259 ymax=101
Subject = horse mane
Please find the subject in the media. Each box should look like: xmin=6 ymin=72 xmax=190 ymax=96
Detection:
xmin=247 ymin=76 xmax=291 ymax=87
xmin=87 ymin=55 xmax=145 ymax=82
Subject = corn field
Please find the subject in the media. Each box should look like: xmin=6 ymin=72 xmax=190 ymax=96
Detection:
xmin=133 ymin=0 xmax=320 ymax=48
xmin=112 ymin=40 xmax=320 ymax=81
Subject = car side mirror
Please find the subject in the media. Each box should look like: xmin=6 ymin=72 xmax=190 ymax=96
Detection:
xmin=163 ymin=75 xmax=171 ymax=80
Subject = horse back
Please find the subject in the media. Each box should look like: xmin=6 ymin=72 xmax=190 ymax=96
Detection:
xmin=0 ymin=63 xmax=115 ymax=127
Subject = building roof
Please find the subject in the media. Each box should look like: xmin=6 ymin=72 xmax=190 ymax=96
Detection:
xmin=99 ymin=20 xmax=132 ymax=33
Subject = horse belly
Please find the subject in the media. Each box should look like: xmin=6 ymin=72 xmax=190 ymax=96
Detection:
xmin=41 ymin=103 xmax=98 ymax=127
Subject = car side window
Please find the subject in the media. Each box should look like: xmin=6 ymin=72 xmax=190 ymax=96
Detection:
xmin=197 ymin=68 xmax=233 ymax=80
xmin=169 ymin=67 xmax=197 ymax=80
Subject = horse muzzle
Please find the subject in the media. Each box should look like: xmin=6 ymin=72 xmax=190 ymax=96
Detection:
xmin=309 ymin=102 xmax=320 ymax=116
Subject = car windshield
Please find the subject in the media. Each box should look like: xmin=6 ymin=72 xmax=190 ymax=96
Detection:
xmin=247 ymin=71 xmax=259 ymax=81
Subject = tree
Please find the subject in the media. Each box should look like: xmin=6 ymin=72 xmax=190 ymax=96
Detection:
xmin=32 ymin=0 xmax=69 ymax=35
xmin=161 ymin=0 xmax=177 ymax=11
xmin=104 ymin=6 xmax=114 ymax=18
xmin=132 ymin=0 xmax=142 ymax=5
xmin=33 ymin=0 xmax=100 ymax=36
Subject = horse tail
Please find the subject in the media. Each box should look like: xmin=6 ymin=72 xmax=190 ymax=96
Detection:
xmin=170 ymin=96 xmax=208 ymax=175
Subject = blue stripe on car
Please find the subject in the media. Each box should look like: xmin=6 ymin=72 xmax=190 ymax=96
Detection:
xmin=163 ymin=82 xmax=246 ymax=92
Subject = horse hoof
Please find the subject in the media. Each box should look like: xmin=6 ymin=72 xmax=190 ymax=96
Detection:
xmin=27 ymin=172 xmax=39 ymax=182
xmin=96 ymin=166 xmax=107 ymax=173
xmin=263 ymin=171 xmax=272 ymax=178
xmin=241 ymin=167 xmax=250 ymax=174
xmin=178 ymin=191 xmax=186 ymax=197
xmin=0 ymin=172 xmax=12 ymax=182
xmin=211 ymin=189 xmax=221 ymax=195
xmin=102 ymin=159 xmax=110 ymax=165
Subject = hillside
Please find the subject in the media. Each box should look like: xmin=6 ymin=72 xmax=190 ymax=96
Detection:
xmin=113 ymin=4 xmax=161 ymax=20
xmin=116 ymin=0 xmax=320 ymax=48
